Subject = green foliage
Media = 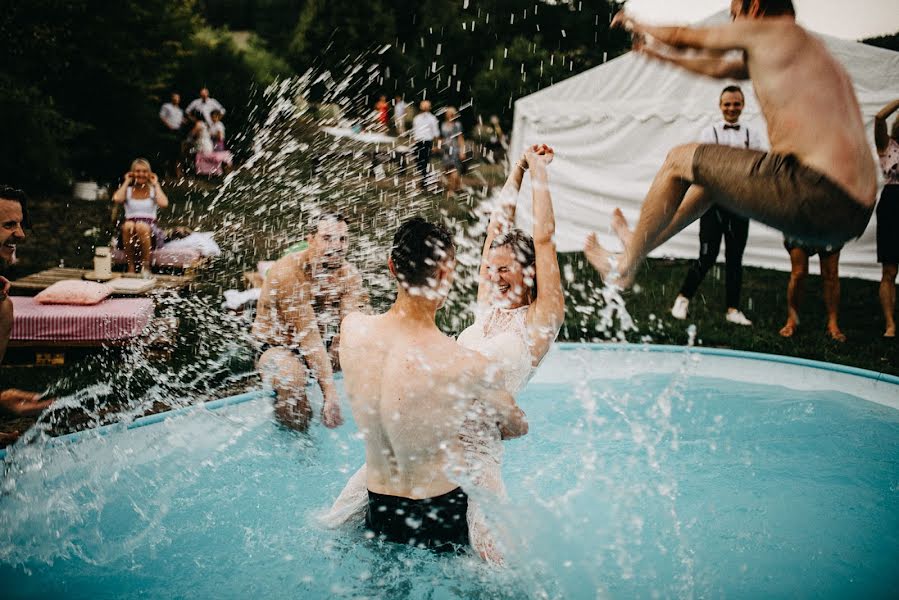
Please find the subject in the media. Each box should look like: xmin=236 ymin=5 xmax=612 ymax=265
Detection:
xmin=862 ymin=31 xmax=899 ymax=52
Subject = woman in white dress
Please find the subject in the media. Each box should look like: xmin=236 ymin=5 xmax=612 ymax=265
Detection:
xmin=321 ymin=144 xmax=565 ymax=563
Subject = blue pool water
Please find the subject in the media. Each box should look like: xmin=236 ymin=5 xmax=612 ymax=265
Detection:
xmin=1 ymin=346 xmax=898 ymax=599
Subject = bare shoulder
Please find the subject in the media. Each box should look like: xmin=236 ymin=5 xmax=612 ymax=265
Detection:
xmin=267 ymin=252 xmax=306 ymax=287
xmin=339 ymin=312 xmax=379 ymax=345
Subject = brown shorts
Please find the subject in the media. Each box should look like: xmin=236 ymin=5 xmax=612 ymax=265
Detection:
xmin=691 ymin=145 xmax=873 ymax=246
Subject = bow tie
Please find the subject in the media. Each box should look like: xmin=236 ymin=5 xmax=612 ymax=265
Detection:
xmin=723 ymin=124 xmax=741 ymax=130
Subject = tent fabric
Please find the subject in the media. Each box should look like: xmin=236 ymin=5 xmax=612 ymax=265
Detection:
xmin=509 ymin=11 xmax=899 ymax=281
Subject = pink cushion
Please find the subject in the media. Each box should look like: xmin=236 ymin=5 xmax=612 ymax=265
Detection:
xmin=35 ymin=280 xmax=112 ymax=305
xmin=10 ymin=296 xmax=153 ymax=341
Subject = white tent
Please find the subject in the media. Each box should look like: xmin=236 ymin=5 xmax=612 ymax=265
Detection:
xmin=510 ymin=11 xmax=899 ymax=280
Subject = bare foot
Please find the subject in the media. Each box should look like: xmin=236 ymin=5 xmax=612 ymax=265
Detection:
xmin=826 ymin=326 xmax=846 ymax=343
xmin=779 ymin=320 xmax=798 ymax=338
xmin=584 ymin=233 xmax=627 ymax=286
xmin=885 ymin=324 xmax=896 ymax=338
xmin=611 ymin=208 xmax=633 ymax=248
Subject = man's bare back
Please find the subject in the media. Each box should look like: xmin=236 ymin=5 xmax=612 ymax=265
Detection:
xmin=735 ymin=20 xmax=875 ymax=205
xmin=340 ymin=310 xmax=518 ymax=499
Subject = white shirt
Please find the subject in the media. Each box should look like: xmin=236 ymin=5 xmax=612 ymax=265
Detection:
xmin=699 ymin=120 xmax=764 ymax=150
xmin=185 ymin=97 xmax=226 ymax=126
xmin=209 ymin=121 xmax=225 ymax=141
xmin=412 ymin=111 xmax=440 ymax=142
xmin=394 ymin=100 xmax=408 ymax=119
xmin=124 ymin=186 xmax=158 ymax=221
xmin=159 ymin=103 xmax=184 ymax=130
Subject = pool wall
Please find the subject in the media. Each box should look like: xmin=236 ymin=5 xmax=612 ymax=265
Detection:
xmin=2 ymin=344 xmax=897 ymax=461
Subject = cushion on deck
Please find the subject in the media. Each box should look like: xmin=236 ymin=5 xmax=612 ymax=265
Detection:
xmin=35 ymin=280 xmax=112 ymax=305
xmin=10 ymin=296 xmax=154 ymax=341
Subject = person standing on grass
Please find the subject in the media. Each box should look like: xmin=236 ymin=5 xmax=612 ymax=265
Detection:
xmin=412 ymin=100 xmax=440 ymax=187
xmin=0 ymin=186 xmax=54 ymax=445
xmin=669 ymin=86 xmax=762 ymax=326
xmin=875 ymin=98 xmax=899 ymax=338
xmin=393 ymin=94 xmax=408 ymax=135
xmin=779 ymin=238 xmax=846 ymax=342
xmin=439 ymin=106 xmax=466 ymax=197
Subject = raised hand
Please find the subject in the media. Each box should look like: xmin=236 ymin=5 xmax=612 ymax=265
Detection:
xmin=149 ymin=172 xmax=159 ymax=186
xmin=123 ymin=172 xmax=134 ymax=185
xmin=611 ymin=9 xmax=635 ymax=31
xmin=1 ymin=275 xmax=10 ymax=300
xmin=525 ymin=144 xmax=554 ymax=168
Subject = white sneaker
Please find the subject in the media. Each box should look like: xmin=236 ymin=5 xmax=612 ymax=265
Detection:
xmin=671 ymin=296 xmax=689 ymax=320
xmin=726 ymin=310 xmax=753 ymax=326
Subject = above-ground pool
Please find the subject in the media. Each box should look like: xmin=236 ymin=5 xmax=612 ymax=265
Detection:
xmin=2 ymin=344 xmax=898 ymax=599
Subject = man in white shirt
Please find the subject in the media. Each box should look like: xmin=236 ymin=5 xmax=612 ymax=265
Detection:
xmin=411 ymin=100 xmax=440 ymax=186
xmin=393 ymin=95 xmax=408 ymax=134
xmin=185 ymin=87 xmax=226 ymax=127
xmin=159 ymin=92 xmax=185 ymax=131
xmin=159 ymin=92 xmax=186 ymax=178
xmin=670 ymin=85 xmax=762 ymax=326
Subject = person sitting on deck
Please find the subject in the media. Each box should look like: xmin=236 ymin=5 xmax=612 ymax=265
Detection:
xmin=111 ymin=159 xmax=169 ymax=275
xmin=585 ymin=0 xmax=877 ymax=290
xmin=0 ymin=186 xmax=54 ymax=445
xmin=252 ymin=213 xmax=369 ymax=431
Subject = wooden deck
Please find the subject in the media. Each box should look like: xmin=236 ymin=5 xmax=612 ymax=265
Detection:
xmin=9 ymin=268 xmax=197 ymax=296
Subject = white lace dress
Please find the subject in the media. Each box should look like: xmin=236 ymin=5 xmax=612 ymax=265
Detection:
xmin=318 ymin=305 xmax=535 ymax=563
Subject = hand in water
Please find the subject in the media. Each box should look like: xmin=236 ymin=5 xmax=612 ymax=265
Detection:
xmin=0 ymin=389 xmax=54 ymax=417
xmin=322 ymin=398 xmax=344 ymax=428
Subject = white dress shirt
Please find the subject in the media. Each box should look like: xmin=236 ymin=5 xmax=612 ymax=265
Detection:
xmin=699 ymin=120 xmax=764 ymax=150
xmin=412 ymin=111 xmax=440 ymax=142
xmin=159 ymin=103 xmax=184 ymax=130
xmin=185 ymin=97 xmax=226 ymax=127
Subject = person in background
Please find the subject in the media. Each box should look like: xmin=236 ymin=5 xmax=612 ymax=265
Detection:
xmin=485 ymin=115 xmax=507 ymax=164
xmin=159 ymin=92 xmax=186 ymax=178
xmin=439 ymin=106 xmax=466 ymax=197
xmin=393 ymin=94 xmax=408 ymax=135
xmin=412 ymin=100 xmax=440 ymax=187
xmin=111 ymin=159 xmax=169 ymax=274
xmin=0 ymin=186 xmax=54 ymax=446
xmin=374 ymin=95 xmax=389 ymax=130
xmin=875 ymin=98 xmax=899 ymax=338
xmin=209 ymin=109 xmax=226 ymax=152
xmin=779 ymin=238 xmax=846 ymax=342
xmin=669 ymin=86 xmax=761 ymax=326
xmin=185 ymin=87 xmax=226 ymax=128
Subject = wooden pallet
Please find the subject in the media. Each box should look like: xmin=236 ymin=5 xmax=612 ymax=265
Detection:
xmin=3 ymin=317 xmax=179 ymax=366
xmin=9 ymin=268 xmax=196 ymax=296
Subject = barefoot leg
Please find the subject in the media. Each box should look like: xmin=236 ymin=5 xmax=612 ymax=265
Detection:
xmin=880 ymin=263 xmax=897 ymax=337
xmin=597 ymin=144 xmax=701 ymax=287
xmin=122 ymin=220 xmax=137 ymax=273
xmin=780 ymin=248 xmax=808 ymax=337
xmin=821 ymin=252 xmax=846 ymax=342
xmin=259 ymin=348 xmax=311 ymax=432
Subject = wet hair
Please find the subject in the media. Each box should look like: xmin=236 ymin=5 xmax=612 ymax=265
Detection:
xmin=0 ymin=185 xmax=32 ymax=229
xmin=490 ymin=228 xmax=537 ymax=298
xmin=741 ymin=0 xmax=795 ymax=17
xmin=390 ymin=217 xmax=455 ymax=287
xmin=309 ymin=213 xmax=348 ymax=235
xmin=720 ymin=85 xmax=744 ymax=101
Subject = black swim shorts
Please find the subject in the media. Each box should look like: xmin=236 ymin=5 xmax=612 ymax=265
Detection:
xmin=365 ymin=488 xmax=470 ymax=553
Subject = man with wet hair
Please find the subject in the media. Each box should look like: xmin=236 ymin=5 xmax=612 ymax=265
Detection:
xmin=339 ymin=216 xmax=526 ymax=553
xmin=252 ymin=213 xmax=368 ymax=432
xmin=586 ymin=0 xmax=877 ymax=289
xmin=0 ymin=186 xmax=54 ymax=444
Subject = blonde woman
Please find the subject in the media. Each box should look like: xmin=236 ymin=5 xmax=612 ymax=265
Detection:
xmin=112 ymin=158 xmax=169 ymax=274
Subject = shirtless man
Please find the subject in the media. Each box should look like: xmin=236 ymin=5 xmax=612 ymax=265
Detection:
xmin=339 ymin=217 xmax=527 ymax=553
xmin=1 ymin=186 xmax=54 ymax=445
xmin=252 ymin=213 xmax=368 ymax=431
xmin=585 ymin=0 xmax=877 ymax=289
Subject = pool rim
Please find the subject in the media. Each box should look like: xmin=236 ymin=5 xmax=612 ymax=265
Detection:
xmin=2 ymin=343 xmax=897 ymax=461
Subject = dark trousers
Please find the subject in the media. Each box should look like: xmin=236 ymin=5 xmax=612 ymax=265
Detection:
xmin=415 ymin=140 xmax=433 ymax=179
xmin=679 ymin=205 xmax=750 ymax=309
